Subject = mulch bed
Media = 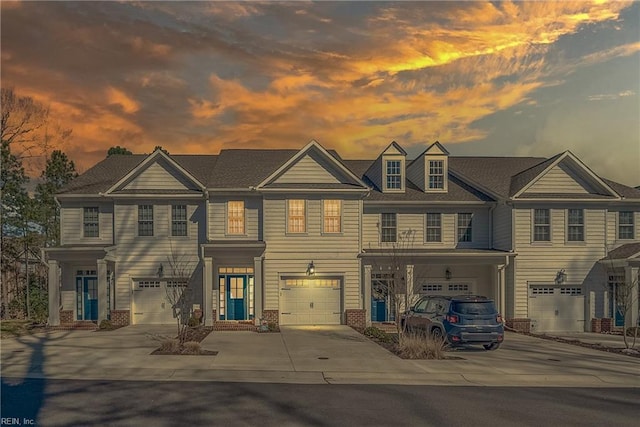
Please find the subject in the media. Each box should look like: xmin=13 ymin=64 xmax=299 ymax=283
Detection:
xmin=151 ymin=326 xmax=217 ymax=356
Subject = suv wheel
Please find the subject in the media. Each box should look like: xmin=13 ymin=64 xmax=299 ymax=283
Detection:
xmin=431 ymin=327 xmax=444 ymax=341
xmin=483 ymin=343 xmax=501 ymax=351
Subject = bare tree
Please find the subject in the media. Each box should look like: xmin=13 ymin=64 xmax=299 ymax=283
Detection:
xmin=161 ymin=243 xmax=198 ymax=346
xmin=601 ymin=246 xmax=639 ymax=349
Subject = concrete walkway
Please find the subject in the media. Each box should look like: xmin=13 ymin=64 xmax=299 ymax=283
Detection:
xmin=1 ymin=325 xmax=638 ymax=387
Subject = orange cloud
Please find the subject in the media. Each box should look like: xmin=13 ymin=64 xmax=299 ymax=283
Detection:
xmin=105 ymin=87 xmax=140 ymax=114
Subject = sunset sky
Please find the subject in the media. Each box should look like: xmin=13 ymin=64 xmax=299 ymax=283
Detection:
xmin=2 ymin=1 xmax=639 ymax=186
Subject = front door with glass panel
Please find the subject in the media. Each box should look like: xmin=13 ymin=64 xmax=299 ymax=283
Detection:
xmin=76 ymin=276 xmax=98 ymax=321
xmin=226 ymin=275 xmax=247 ymax=320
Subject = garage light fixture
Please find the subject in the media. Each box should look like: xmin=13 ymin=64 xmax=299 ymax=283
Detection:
xmin=555 ymin=269 xmax=567 ymax=284
xmin=445 ymin=268 xmax=452 ymax=281
xmin=307 ymin=261 xmax=315 ymax=276
xmin=157 ymin=263 xmax=164 ymax=278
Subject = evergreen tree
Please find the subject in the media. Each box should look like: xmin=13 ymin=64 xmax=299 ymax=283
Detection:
xmin=107 ymin=146 xmax=132 ymax=156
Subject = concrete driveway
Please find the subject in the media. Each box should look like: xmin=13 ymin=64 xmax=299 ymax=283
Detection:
xmin=1 ymin=325 xmax=638 ymax=386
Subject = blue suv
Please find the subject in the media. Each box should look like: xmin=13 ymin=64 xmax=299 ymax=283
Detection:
xmin=401 ymin=295 xmax=504 ymax=350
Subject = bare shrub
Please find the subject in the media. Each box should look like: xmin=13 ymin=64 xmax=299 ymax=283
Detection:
xmin=182 ymin=341 xmax=202 ymax=355
xmin=398 ymin=332 xmax=447 ymax=359
xmin=159 ymin=339 xmax=179 ymax=353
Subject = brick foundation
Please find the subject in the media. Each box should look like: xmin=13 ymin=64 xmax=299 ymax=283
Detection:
xmin=109 ymin=310 xmax=130 ymax=326
xmin=506 ymin=318 xmax=531 ymax=333
xmin=591 ymin=318 xmax=602 ymax=333
xmin=601 ymin=318 xmax=613 ymax=333
xmin=212 ymin=309 xmax=217 ymax=322
xmin=60 ymin=310 xmax=74 ymax=324
xmin=345 ymin=309 xmax=366 ymax=332
xmin=261 ymin=310 xmax=279 ymax=328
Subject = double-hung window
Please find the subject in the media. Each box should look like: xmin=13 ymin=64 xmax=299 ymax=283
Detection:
xmin=83 ymin=207 xmax=99 ymax=237
xmin=533 ymin=209 xmax=550 ymax=242
xmin=428 ymin=160 xmax=444 ymax=190
xmin=171 ymin=205 xmax=187 ymax=237
xmin=426 ymin=213 xmax=442 ymax=242
xmin=287 ymin=200 xmax=306 ymax=233
xmin=457 ymin=213 xmax=472 ymax=242
xmin=381 ymin=213 xmax=397 ymax=243
xmin=227 ymin=201 xmax=245 ymax=235
xmin=138 ymin=205 xmax=154 ymax=237
xmin=567 ymin=209 xmax=584 ymax=242
xmin=323 ymin=200 xmax=341 ymax=233
xmin=618 ymin=211 xmax=634 ymax=239
xmin=386 ymin=160 xmax=402 ymax=190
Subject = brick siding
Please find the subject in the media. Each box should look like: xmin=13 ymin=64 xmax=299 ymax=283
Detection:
xmin=345 ymin=309 xmax=366 ymax=332
xmin=60 ymin=310 xmax=74 ymax=324
xmin=109 ymin=310 xmax=130 ymax=326
xmin=262 ymin=310 xmax=279 ymax=328
xmin=506 ymin=318 xmax=531 ymax=333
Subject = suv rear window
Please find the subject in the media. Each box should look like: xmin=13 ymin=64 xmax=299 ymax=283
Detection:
xmin=451 ymin=301 xmax=497 ymax=315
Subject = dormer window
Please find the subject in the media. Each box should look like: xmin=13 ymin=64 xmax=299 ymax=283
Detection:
xmin=386 ymin=160 xmax=402 ymax=190
xmin=429 ymin=160 xmax=444 ymax=189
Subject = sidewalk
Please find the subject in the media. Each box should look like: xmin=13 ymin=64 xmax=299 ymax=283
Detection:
xmin=537 ymin=331 xmax=639 ymax=351
xmin=1 ymin=326 xmax=639 ymax=387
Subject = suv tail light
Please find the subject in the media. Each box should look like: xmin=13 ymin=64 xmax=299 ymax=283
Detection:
xmin=446 ymin=314 xmax=459 ymax=324
xmin=497 ymin=314 xmax=503 ymax=324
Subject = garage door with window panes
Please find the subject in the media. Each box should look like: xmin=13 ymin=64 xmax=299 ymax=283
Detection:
xmin=133 ymin=280 xmax=175 ymax=324
xmin=280 ymin=278 xmax=342 ymax=325
xmin=419 ymin=282 xmax=475 ymax=296
xmin=528 ymin=285 xmax=584 ymax=332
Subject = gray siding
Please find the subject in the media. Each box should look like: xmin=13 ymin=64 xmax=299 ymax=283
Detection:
xmin=365 ymin=158 xmax=382 ymax=191
xmin=407 ymin=158 xmax=425 ymax=191
xmin=113 ymin=200 xmax=203 ymax=310
xmin=60 ymin=201 xmax=114 ymax=245
xmin=122 ymin=160 xmax=198 ymax=191
xmin=208 ymin=195 xmax=261 ymax=241
xmin=493 ymin=204 xmax=512 ymax=250
xmin=262 ymin=195 xmax=361 ymax=311
xmin=362 ymin=206 xmax=490 ymax=249
xmin=513 ymin=206 xmax=607 ymax=318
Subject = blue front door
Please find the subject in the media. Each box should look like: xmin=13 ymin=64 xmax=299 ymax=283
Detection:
xmin=226 ymin=275 xmax=246 ymax=320
xmin=83 ymin=277 xmax=98 ymax=320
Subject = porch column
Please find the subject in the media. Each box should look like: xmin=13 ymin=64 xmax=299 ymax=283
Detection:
xmin=499 ymin=264 xmax=506 ymax=318
xmin=364 ymin=264 xmax=372 ymax=326
xmin=406 ymin=264 xmax=414 ymax=309
xmin=254 ymin=256 xmax=263 ymax=324
xmin=203 ymin=257 xmax=213 ymax=326
xmin=47 ymin=260 xmax=60 ymax=326
xmin=626 ymin=266 xmax=639 ymax=328
xmin=97 ymin=259 xmax=108 ymax=323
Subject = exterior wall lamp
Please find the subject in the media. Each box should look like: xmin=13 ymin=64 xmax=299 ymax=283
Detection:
xmin=445 ymin=268 xmax=452 ymax=281
xmin=157 ymin=263 xmax=164 ymax=278
xmin=555 ymin=269 xmax=567 ymax=284
xmin=307 ymin=261 xmax=315 ymax=276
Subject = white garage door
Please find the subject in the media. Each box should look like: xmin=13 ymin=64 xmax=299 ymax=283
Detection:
xmin=133 ymin=280 xmax=175 ymax=324
xmin=529 ymin=286 xmax=585 ymax=332
xmin=280 ymin=278 xmax=342 ymax=325
xmin=420 ymin=282 xmax=475 ymax=296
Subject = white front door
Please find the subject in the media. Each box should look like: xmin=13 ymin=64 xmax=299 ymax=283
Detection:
xmin=280 ymin=278 xmax=342 ymax=325
xmin=529 ymin=285 xmax=585 ymax=332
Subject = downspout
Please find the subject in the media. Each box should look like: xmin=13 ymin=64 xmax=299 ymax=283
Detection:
xmin=488 ymin=203 xmax=496 ymax=248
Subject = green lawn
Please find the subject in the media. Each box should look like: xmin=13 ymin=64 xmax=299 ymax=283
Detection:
xmin=0 ymin=320 xmax=45 ymax=339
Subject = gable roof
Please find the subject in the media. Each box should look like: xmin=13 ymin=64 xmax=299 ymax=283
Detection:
xmin=256 ymin=140 xmax=368 ymax=190
xmin=603 ymin=242 xmax=640 ymax=260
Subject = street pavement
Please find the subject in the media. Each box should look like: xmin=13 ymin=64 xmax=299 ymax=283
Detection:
xmin=1 ymin=325 xmax=638 ymax=387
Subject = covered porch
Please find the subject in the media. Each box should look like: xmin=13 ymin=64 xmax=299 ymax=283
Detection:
xmin=360 ymin=249 xmax=516 ymax=326
xmin=597 ymin=243 xmax=640 ymax=330
xmin=45 ymin=245 xmax=117 ymax=326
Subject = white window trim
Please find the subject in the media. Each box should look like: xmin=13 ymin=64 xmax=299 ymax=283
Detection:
xmin=531 ymin=208 xmax=552 ymax=244
xmin=425 ymin=157 xmax=448 ymax=193
xmin=286 ymin=199 xmax=307 ymax=235
xmin=617 ymin=211 xmax=635 ymax=240
xmin=424 ymin=212 xmax=444 ymax=244
xmin=456 ymin=212 xmax=473 ymax=243
xmin=226 ymin=200 xmax=246 ymax=236
xmin=322 ymin=199 xmax=343 ymax=235
xmin=82 ymin=206 xmax=100 ymax=239
xmin=170 ymin=204 xmax=189 ymax=238
xmin=566 ymin=208 xmax=585 ymax=244
xmin=137 ymin=204 xmax=154 ymax=237
xmin=382 ymin=156 xmax=405 ymax=193
xmin=380 ymin=212 xmax=398 ymax=243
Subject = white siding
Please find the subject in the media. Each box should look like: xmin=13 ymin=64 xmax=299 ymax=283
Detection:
xmin=113 ymin=200 xmax=203 ymax=310
xmin=122 ymin=160 xmax=198 ymax=191
xmin=208 ymin=196 xmax=261 ymax=241
xmin=273 ymin=154 xmax=340 ymax=184
xmin=524 ymin=162 xmax=596 ymax=194
xmin=262 ymin=196 xmax=361 ymax=312
xmin=60 ymin=201 xmax=113 ymax=245
xmin=605 ymin=209 xmax=640 ymax=247
xmin=513 ymin=206 xmax=607 ymax=318
xmin=362 ymin=206 xmax=491 ymax=249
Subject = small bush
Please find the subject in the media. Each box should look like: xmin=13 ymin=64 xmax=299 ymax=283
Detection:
xmin=398 ymin=333 xmax=447 ymax=359
xmin=267 ymin=322 xmax=279 ymax=332
xmin=188 ymin=317 xmax=200 ymax=327
xmin=625 ymin=327 xmax=640 ymax=337
xmin=99 ymin=320 xmax=113 ymax=330
xmin=182 ymin=341 xmax=202 ymax=355
xmin=364 ymin=326 xmax=391 ymax=343
xmin=159 ymin=339 xmax=180 ymax=353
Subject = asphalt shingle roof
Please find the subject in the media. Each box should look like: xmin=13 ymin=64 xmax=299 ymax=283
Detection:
xmin=604 ymin=242 xmax=640 ymax=260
